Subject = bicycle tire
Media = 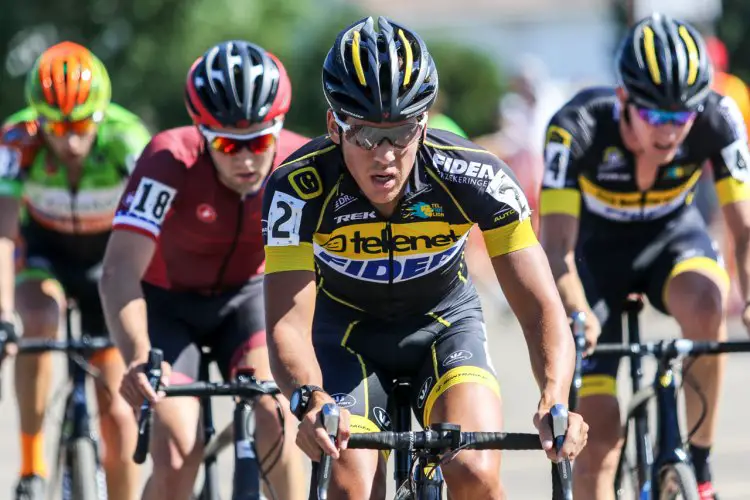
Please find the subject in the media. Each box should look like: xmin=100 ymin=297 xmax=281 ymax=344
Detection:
xmin=657 ymin=462 xmax=700 ymax=500
xmin=69 ymin=438 xmax=102 ymax=500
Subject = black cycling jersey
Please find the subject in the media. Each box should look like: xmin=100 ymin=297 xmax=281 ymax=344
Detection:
xmin=540 ymin=87 xmax=750 ymax=226
xmin=261 ymin=129 xmax=536 ymax=318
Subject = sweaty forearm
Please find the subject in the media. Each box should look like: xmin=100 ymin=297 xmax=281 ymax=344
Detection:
xmin=268 ymin=326 xmax=323 ymax=399
xmin=549 ymin=252 xmax=592 ymax=316
xmin=99 ymin=271 xmax=150 ymax=364
xmin=522 ymin=300 xmax=575 ymax=407
xmin=0 ymin=238 xmax=15 ymax=319
xmin=735 ymin=236 xmax=750 ymax=303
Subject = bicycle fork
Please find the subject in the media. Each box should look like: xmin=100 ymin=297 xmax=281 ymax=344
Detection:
xmin=60 ymin=304 xmax=108 ymax=500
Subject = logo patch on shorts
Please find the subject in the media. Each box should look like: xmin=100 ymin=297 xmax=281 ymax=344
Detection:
xmin=373 ymin=407 xmax=392 ymax=430
xmin=417 ymin=376 xmax=433 ymax=408
xmin=442 ymin=350 xmax=473 ymax=367
xmin=332 ymin=393 xmax=356 ymax=409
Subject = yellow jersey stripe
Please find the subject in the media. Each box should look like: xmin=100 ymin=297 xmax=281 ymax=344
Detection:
xmin=277 ymin=144 xmax=336 ymax=170
xmin=482 ymin=218 xmax=538 ymax=258
xmin=715 ymin=177 xmax=750 ymax=206
xmin=540 ymin=189 xmax=581 ymax=217
xmin=264 ymin=244 xmax=314 ymax=273
xmin=423 ymin=140 xmax=493 ymax=155
xmin=424 ymin=167 xmax=472 ymax=223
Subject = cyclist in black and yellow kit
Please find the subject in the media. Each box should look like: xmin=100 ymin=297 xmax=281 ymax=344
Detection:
xmin=262 ymin=16 xmax=588 ymax=498
xmin=540 ymin=14 xmax=750 ymax=500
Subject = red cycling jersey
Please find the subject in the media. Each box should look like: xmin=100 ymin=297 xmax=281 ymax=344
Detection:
xmin=113 ymin=126 xmax=308 ymax=293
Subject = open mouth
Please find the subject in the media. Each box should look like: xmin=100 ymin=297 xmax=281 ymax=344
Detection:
xmin=653 ymin=142 xmax=675 ymax=151
xmin=372 ymin=173 xmax=397 ymax=189
xmin=236 ymin=172 xmax=260 ymax=182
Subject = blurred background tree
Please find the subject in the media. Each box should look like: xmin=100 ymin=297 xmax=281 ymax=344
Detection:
xmin=0 ymin=0 xmax=506 ymax=137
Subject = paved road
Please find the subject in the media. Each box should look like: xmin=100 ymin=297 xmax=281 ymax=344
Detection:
xmin=0 ymin=288 xmax=748 ymax=498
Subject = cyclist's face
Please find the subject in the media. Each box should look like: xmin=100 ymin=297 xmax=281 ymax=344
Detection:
xmin=204 ymin=120 xmax=279 ymax=196
xmin=327 ymin=110 xmax=425 ymax=211
xmin=618 ymin=90 xmax=695 ymax=164
xmin=42 ymin=126 xmax=98 ymax=166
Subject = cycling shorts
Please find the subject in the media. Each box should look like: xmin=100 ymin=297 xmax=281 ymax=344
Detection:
xmin=16 ymin=223 xmax=109 ymax=337
xmin=143 ymin=277 xmax=266 ymax=382
xmin=313 ymin=284 xmax=499 ymax=434
xmin=578 ymin=208 xmax=728 ymax=398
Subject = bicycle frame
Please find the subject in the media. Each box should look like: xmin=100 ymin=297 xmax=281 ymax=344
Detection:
xmin=58 ymin=301 xmax=108 ymax=500
xmin=616 ymin=306 xmax=691 ymax=499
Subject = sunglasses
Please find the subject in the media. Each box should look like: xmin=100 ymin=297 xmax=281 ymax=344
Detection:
xmin=40 ymin=115 xmax=100 ymax=137
xmin=199 ymin=121 xmax=282 ymax=155
xmin=333 ymin=113 xmax=426 ymax=150
xmin=635 ymin=106 xmax=697 ymax=126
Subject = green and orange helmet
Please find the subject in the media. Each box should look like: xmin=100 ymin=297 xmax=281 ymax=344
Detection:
xmin=25 ymin=41 xmax=112 ymax=121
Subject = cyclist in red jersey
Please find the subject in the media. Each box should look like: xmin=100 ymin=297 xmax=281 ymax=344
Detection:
xmin=98 ymin=41 xmax=308 ymax=499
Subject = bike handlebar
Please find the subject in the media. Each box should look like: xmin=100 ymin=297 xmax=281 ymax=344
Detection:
xmin=592 ymin=339 xmax=750 ymax=358
xmin=132 ymin=349 xmax=279 ymax=465
xmin=316 ymin=402 xmax=573 ymax=500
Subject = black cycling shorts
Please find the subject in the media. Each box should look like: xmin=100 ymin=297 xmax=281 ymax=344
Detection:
xmin=16 ymin=222 xmax=110 ymax=337
xmin=313 ymin=284 xmax=499 ymax=434
xmin=143 ymin=277 xmax=266 ymax=382
xmin=578 ymin=208 xmax=728 ymax=398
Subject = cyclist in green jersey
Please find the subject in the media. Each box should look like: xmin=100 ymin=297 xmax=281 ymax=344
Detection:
xmin=0 ymin=42 xmax=151 ymax=500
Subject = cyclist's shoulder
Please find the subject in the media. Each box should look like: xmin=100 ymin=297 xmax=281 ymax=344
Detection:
xmin=130 ymin=126 xmax=203 ymax=181
xmin=422 ymin=129 xmax=510 ymax=188
xmin=1 ymin=109 xmax=43 ymax=168
xmin=269 ymin=135 xmax=339 ymax=191
xmin=96 ymin=103 xmax=151 ymax=158
xmin=692 ymin=90 xmax=747 ymax=146
xmin=547 ymin=86 xmax=618 ymax=144
xmin=275 ymin=128 xmax=311 ymax=167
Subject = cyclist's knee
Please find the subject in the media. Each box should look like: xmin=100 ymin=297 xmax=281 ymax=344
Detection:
xmin=666 ymin=273 xmax=725 ymax=336
xmin=576 ymin=395 xmax=622 ymax=476
xmin=15 ymin=280 xmax=62 ymax=337
xmin=151 ymin=403 xmax=203 ymax=473
xmin=253 ymin=395 xmax=286 ymax=437
xmin=442 ymin=450 xmax=502 ymax=498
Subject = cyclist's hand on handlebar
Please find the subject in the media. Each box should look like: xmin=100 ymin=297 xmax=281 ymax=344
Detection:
xmin=0 ymin=318 xmax=19 ymax=357
xmin=534 ymin=406 xmax=589 ymax=462
xmin=296 ymin=392 xmax=349 ymax=462
xmin=581 ymin=312 xmax=601 ymax=356
xmin=120 ymin=358 xmax=171 ymax=410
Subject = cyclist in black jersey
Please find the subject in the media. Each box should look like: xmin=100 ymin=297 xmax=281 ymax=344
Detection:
xmin=262 ymin=16 xmax=588 ymax=498
xmin=540 ymin=13 xmax=750 ymax=500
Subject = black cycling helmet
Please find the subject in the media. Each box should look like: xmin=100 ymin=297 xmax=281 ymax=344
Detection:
xmin=616 ymin=13 xmax=712 ymax=112
xmin=186 ymin=40 xmax=292 ymax=128
xmin=322 ymin=16 xmax=438 ymax=122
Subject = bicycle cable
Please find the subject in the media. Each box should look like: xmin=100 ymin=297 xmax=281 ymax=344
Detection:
xmin=252 ymin=393 xmax=285 ymax=500
xmin=680 ymin=357 xmax=708 ymax=443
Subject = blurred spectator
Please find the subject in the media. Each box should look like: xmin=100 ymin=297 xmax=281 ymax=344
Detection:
xmin=468 ymin=56 xmax=566 ymax=301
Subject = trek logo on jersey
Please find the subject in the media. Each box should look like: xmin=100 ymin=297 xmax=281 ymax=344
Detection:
xmin=322 ymin=228 xmax=461 ymax=255
xmin=314 ymin=232 xmax=468 ymax=283
xmin=402 ymin=202 xmax=444 ymax=220
xmin=334 ymin=211 xmax=377 ymax=224
xmin=334 ymin=193 xmax=358 ymax=211
xmin=432 ymin=153 xmax=496 ymax=186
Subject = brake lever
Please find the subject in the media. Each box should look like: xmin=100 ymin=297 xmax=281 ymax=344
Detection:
xmin=551 ymin=404 xmax=573 ymax=500
xmin=317 ymin=403 xmax=340 ymax=500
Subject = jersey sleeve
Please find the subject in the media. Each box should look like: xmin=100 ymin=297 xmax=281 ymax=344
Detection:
xmin=112 ymin=132 xmax=183 ymax=240
xmin=102 ymin=118 xmax=152 ymax=174
xmin=0 ymin=112 xmax=41 ymax=198
xmin=430 ymin=143 xmax=538 ymax=258
xmin=262 ymin=156 xmax=326 ymax=274
xmin=539 ymin=108 xmax=586 ymax=217
xmin=707 ymin=95 xmax=750 ymax=206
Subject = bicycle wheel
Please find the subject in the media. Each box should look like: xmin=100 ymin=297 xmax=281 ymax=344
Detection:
xmin=657 ymin=462 xmax=699 ymax=500
xmin=69 ymin=438 xmax=102 ymax=500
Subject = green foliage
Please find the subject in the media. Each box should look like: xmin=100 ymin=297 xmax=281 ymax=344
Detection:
xmin=716 ymin=0 xmax=750 ymax=82
xmin=426 ymin=40 xmax=505 ymax=138
xmin=0 ymin=1 xmax=507 ymax=139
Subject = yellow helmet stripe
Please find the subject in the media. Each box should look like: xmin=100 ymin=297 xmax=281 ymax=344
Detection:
xmin=678 ymin=26 xmax=699 ymax=86
xmin=642 ymin=26 xmax=662 ymax=85
xmin=398 ymin=29 xmax=413 ymax=87
xmin=351 ymin=31 xmax=367 ymax=86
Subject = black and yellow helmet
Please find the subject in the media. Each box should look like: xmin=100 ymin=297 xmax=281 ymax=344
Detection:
xmin=322 ymin=16 xmax=438 ymax=122
xmin=616 ymin=13 xmax=712 ymax=111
